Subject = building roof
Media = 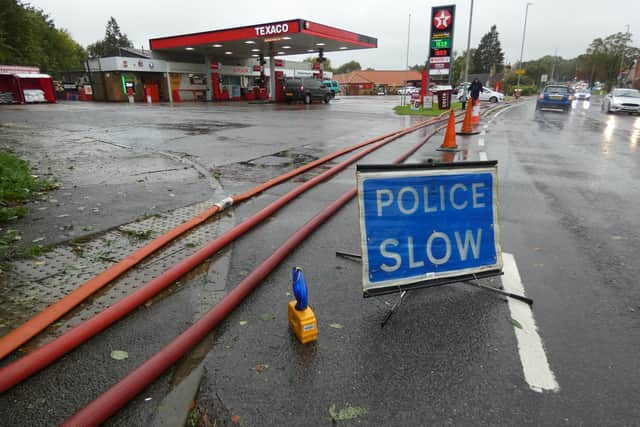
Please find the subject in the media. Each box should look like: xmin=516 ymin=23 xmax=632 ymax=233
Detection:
xmin=334 ymin=70 xmax=422 ymax=86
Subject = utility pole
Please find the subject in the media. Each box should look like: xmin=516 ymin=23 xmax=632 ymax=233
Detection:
xmin=517 ymin=2 xmax=533 ymax=87
xmin=402 ymin=13 xmax=411 ymax=107
xmin=463 ymin=0 xmax=474 ymax=100
xmin=617 ymin=24 xmax=630 ymax=87
xmin=550 ymin=47 xmax=557 ymax=82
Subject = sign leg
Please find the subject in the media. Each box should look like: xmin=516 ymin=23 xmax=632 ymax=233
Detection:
xmin=380 ymin=291 xmax=408 ymax=328
xmin=462 ymin=276 xmax=533 ymax=305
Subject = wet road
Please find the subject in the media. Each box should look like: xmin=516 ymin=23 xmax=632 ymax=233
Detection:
xmin=195 ymin=98 xmax=640 ymax=426
xmin=1 ymin=97 xmax=639 ymax=425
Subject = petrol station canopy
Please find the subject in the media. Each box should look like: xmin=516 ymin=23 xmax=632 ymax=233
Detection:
xmin=149 ymin=19 xmax=377 ymax=60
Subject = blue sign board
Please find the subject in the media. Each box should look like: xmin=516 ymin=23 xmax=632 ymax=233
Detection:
xmin=357 ymin=162 xmax=502 ymax=296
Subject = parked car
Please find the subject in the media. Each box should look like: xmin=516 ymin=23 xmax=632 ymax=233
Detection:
xmin=601 ymin=88 xmax=640 ymax=114
xmin=284 ymin=78 xmax=332 ymax=104
xmin=376 ymin=86 xmax=386 ymax=95
xmin=536 ymin=84 xmax=574 ymax=112
xmin=574 ymin=88 xmax=591 ymax=100
xmin=456 ymin=84 xmax=504 ymax=102
xmin=322 ymin=79 xmax=340 ymax=98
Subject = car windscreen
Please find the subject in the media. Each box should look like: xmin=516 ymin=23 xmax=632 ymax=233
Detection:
xmin=613 ymin=89 xmax=640 ymax=98
xmin=544 ymin=86 xmax=569 ymax=94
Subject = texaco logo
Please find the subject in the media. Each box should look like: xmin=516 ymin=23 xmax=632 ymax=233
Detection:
xmin=433 ymin=9 xmax=452 ymax=30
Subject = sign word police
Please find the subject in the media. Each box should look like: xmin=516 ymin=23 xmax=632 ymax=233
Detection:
xmin=357 ymin=163 xmax=502 ymax=296
xmin=254 ymin=23 xmax=289 ymax=37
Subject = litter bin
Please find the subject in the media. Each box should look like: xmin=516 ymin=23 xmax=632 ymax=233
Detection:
xmin=437 ymin=89 xmax=452 ymax=110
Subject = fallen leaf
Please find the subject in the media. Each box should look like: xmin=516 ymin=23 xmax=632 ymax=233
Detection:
xmin=511 ymin=319 xmax=523 ymax=329
xmin=231 ymin=414 xmax=241 ymax=423
xmin=239 ymin=320 xmax=248 ymax=326
xmin=255 ymin=364 xmax=269 ymax=373
xmin=34 ymin=261 xmax=45 ymax=266
xmin=328 ymin=404 xmax=368 ymax=421
xmin=260 ymin=313 xmax=276 ymax=321
xmin=329 ymin=323 xmax=344 ymax=329
xmin=110 ymin=350 xmax=129 ymax=360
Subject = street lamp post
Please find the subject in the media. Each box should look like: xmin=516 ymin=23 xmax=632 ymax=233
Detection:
xmin=517 ymin=2 xmax=533 ymax=87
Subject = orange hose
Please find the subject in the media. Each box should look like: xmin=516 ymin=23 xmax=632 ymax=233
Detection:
xmin=0 ymin=118 xmax=439 ymax=360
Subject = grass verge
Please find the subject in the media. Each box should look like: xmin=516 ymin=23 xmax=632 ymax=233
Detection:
xmin=0 ymin=151 xmax=57 ymax=258
xmin=394 ymin=102 xmax=462 ymax=116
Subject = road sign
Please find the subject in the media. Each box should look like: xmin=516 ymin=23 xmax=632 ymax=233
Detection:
xmin=428 ymin=4 xmax=456 ymax=83
xmin=540 ymin=74 xmax=548 ymax=83
xmin=357 ymin=162 xmax=503 ymax=297
xmin=515 ymin=69 xmax=526 ymax=75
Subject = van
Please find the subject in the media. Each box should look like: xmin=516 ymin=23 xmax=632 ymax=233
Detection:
xmin=284 ymin=78 xmax=332 ymax=104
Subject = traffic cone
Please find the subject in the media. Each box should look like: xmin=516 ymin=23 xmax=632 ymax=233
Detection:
xmin=437 ymin=110 xmax=459 ymax=152
xmin=471 ymin=98 xmax=480 ymax=124
xmin=457 ymin=99 xmax=479 ymax=135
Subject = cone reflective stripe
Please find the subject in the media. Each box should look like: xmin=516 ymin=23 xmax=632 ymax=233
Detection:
xmin=458 ymin=100 xmax=475 ymax=134
xmin=438 ymin=111 xmax=458 ymax=151
xmin=471 ymin=98 xmax=480 ymax=124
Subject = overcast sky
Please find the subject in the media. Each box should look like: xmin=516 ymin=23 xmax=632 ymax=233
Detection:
xmin=30 ymin=0 xmax=639 ymax=69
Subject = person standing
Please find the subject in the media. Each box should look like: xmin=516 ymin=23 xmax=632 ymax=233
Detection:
xmin=469 ymin=78 xmax=483 ymax=101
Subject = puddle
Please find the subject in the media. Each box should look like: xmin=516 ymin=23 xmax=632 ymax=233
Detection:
xmin=151 ymin=121 xmax=250 ymax=136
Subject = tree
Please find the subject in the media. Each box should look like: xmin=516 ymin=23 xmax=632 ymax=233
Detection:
xmin=334 ymin=60 xmax=361 ymax=75
xmin=579 ymin=32 xmax=640 ymax=88
xmin=471 ymin=25 xmax=504 ymax=73
xmin=0 ymin=0 xmax=85 ymax=71
xmin=451 ymin=49 xmax=476 ymax=83
xmin=87 ymin=17 xmax=133 ymax=58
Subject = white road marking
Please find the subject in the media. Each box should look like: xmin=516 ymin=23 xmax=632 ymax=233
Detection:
xmin=479 ymin=151 xmax=488 ymax=161
xmin=478 ymin=137 xmax=485 ymax=147
xmin=502 ymin=252 xmax=560 ymax=393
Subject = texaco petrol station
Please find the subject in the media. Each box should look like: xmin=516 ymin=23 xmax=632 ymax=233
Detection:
xmin=146 ymin=19 xmax=377 ymax=102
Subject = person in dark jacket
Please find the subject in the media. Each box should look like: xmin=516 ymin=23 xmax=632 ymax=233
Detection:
xmin=469 ymin=79 xmax=483 ymax=101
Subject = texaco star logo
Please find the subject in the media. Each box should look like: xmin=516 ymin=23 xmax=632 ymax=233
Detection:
xmin=433 ymin=9 xmax=452 ymax=30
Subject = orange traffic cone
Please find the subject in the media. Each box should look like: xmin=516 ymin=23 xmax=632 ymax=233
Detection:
xmin=457 ymin=99 xmax=479 ymax=135
xmin=471 ymin=98 xmax=480 ymax=124
xmin=437 ymin=110 xmax=459 ymax=152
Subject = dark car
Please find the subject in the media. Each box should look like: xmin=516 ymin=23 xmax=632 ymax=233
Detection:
xmin=284 ymin=78 xmax=332 ymax=104
xmin=536 ymin=85 xmax=574 ymax=112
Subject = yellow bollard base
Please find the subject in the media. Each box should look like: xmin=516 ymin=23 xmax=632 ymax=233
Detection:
xmin=288 ymin=301 xmax=317 ymax=344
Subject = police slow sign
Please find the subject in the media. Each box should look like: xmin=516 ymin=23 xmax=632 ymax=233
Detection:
xmin=357 ymin=162 xmax=503 ymax=297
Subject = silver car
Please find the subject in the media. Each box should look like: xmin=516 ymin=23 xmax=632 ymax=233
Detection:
xmin=601 ymin=88 xmax=640 ymax=114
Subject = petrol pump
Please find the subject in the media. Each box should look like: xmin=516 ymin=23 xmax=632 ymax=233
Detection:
xmin=274 ymin=70 xmax=285 ymax=102
xmin=210 ymin=61 xmax=223 ymax=101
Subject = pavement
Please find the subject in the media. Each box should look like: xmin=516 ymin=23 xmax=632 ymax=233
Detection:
xmin=1 ymin=96 xmax=639 ymax=426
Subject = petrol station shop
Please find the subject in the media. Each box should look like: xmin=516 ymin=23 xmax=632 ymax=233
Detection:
xmin=88 ymin=19 xmax=376 ymax=103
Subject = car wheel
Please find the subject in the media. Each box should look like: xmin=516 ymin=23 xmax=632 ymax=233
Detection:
xmin=606 ymin=104 xmax=612 ymax=114
xmin=303 ymin=94 xmax=311 ymax=105
xmin=323 ymin=94 xmax=331 ymax=104
xmin=490 ymin=96 xmax=498 ymax=103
